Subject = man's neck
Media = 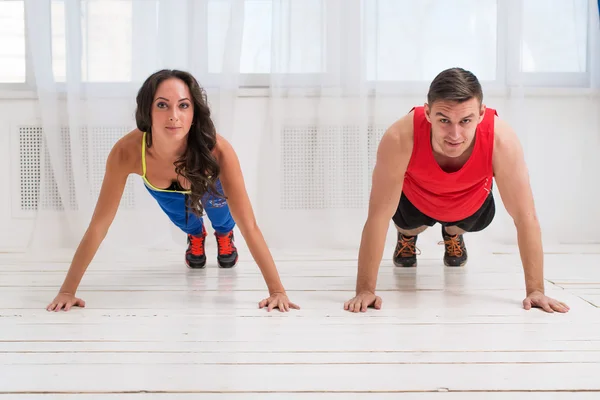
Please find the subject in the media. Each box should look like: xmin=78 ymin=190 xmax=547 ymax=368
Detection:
xmin=432 ymin=138 xmax=476 ymax=173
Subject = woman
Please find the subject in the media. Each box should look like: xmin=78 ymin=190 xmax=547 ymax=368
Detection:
xmin=46 ymin=69 xmax=299 ymax=313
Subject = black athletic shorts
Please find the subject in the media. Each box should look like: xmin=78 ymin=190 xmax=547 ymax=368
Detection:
xmin=392 ymin=191 xmax=495 ymax=233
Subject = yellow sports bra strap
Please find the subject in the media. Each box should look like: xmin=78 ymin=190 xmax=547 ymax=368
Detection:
xmin=141 ymin=131 xmax=147 ymax=176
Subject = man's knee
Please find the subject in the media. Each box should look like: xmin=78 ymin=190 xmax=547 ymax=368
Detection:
xmin=443 ymin=225 xmax=466 ymax=236
xmin=445 ymin=194 xmax=496 ymax=234
xmin=395 ymin=224 xmax=429 ymax=236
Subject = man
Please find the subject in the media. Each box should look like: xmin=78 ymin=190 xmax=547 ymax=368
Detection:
xmin=344 ymin=67 xmax=569 ymax=314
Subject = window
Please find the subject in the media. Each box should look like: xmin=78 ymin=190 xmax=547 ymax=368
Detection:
xmin=51 ymin=0 xmax=133 ymax=82
xmin=208 ymin=0 xmax=324 ymax=74
xmin=365 ymin=0 xmax=498 ymax=82
xmin=0 ymin=0 xmax=595 ymax=90
xmin=0 ymin=0 xmax=25 ymax=83
xmin=521 ymin=0 xmax=588 ymax=73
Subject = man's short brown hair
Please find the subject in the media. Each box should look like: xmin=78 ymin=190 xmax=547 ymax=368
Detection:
xmin=427 ymin=67 xmax=483 ymax=106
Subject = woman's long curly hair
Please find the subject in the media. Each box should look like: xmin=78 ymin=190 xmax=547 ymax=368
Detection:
xmin=135 ymin=69 xmax=223 ymax=217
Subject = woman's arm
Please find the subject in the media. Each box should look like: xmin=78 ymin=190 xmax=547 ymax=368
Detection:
xmin=215 ymin=135 xmax=298 ymax=312
xmin=47 ymin=139 xmax=132 ymax=311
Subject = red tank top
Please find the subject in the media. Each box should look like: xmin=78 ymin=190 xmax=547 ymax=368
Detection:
xmin=402 ymin=106 xmax=496 ymax=222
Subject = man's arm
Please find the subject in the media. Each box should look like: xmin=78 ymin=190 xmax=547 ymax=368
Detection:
xmin=344 ymin=113 xmax=414 ymax=312
xmin=492 ymin=116 xmax=544 ymax=294
xmin=492 ymin=117 xmax=569 ymax=313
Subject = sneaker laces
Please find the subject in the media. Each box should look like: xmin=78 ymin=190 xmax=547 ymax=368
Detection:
xmin=216 ymin=232 xmax=234 ymax=255
xmin=439 ymin=235 xmax=464 ymax=257
xmin=188 ymin=234 xmax=205 ymax=256
xmin=396 ymin=235 xmax=421 ymax=257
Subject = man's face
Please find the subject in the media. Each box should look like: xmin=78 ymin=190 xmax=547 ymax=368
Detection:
xmin=424 ymin=98 xmax=485 ymax=158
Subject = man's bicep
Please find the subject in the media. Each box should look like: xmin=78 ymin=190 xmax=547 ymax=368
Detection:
xmin=493 ymin=122 xmax=537 ymax=222
xmin=367 ymin=134 xmax=409 ymax=220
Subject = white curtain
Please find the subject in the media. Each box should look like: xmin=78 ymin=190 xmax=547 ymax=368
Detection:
xmin=21 ymin=0 xmax=600 ymax=255
xmin=23 ymin=0 xmax=246 ymax=254
xmin=257 ymin=0 xmax=600 ymax=250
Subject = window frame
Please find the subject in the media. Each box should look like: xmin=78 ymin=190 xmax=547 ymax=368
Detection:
xmin=0 ymin=0 xmax=596 ymax=97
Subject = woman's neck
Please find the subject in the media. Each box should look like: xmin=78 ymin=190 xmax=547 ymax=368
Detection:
xmin=151 ymin=135 xmax=187 ymax=161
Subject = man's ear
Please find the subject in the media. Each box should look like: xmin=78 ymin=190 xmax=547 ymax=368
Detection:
xmin=424 ymin=103 xmax=431 ymax=123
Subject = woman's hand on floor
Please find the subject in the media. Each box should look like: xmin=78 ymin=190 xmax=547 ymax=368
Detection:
xmin=47 ymin=292 xmax=86 ymax=312
xmin=259 ymin=292 xmax=300 ymax=312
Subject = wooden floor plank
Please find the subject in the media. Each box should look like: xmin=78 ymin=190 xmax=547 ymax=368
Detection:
xmin=0 ymin=247 xmax=598 ymax=394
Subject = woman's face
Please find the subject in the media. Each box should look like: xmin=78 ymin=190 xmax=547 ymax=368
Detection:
xmin=151 ymin=78 xmax=195 ymax=143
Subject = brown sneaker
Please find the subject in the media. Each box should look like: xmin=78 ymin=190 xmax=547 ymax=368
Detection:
xmin=393 ymin=232 xmax=420 ymax=268
xmin=441 ymin=226 xmax=468 ymax=267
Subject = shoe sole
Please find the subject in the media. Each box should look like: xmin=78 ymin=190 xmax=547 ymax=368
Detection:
xmin=444 ymin=259 xmax=468 ymax=267
xmin=393 ymin=260 xmax=417 ymax=268
xmin=186 ymin=261 xmax=207 ymax=269
xmin=218 ymin=256 xmax=238 ymax=269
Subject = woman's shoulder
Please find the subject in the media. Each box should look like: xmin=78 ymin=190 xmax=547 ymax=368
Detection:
xmin=107 ymin=129 xmax=143 ymax=174
xmin=211 ymin=133 xmax=234 ymax=163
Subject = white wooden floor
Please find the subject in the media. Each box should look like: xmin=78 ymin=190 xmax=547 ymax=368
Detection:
xmin=1 ymin=241 xmax=599 ymax=399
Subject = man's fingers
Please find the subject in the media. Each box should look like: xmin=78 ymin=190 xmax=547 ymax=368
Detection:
xmin=374 ymin=296 xmax=383 ymax=310
xmin=551 ymin=300 xmax=569 ymax=313
xmin=343 ymin=295 xmax=382 ymax=313
xmin=525 ymin=296 xmax=570 ymax=313
xmin=344 ymin=296 xmax=382 ymax=312
xmin=541 ymin=301 xmax=554 ymax=313
xmin=361 ymin=296 xmax=375 ymax=312
xmin=361 ymin=300 xmax=368 ymax=312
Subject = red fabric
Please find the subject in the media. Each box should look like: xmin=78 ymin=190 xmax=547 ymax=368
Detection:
xmin=402 ymin=106 xmax=496 ymax=222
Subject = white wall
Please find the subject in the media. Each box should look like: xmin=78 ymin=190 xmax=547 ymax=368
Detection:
xmin=1 ymin=92 xmax=599 ymax=253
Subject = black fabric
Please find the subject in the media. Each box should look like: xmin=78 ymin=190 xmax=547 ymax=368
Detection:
xmin=392 ymin=191 xmax=495 ymax=233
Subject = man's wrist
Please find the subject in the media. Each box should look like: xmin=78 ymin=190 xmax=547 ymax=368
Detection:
xmin=356 ymin=288 xmax=375 ymax=295
xmin=526 ymin=287 xmax=544 ymax=296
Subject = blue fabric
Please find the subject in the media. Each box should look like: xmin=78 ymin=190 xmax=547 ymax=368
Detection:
xmin=145 ymin=179 xmax=235 ymax=236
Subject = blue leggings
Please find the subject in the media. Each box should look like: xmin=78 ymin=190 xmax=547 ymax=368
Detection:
xmin=145 ymin=180 xmax=235 ymax=236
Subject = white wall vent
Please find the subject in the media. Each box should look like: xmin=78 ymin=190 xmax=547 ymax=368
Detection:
xmin=14 ymin=125 xmax=135 ymax=214
xmin=280 ymin=124 xmax=386 ymax=210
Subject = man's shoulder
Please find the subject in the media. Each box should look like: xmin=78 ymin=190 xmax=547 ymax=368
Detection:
xmin=491 ymin=115 xmax=523 ymax=170
xmin=385 ymin=110 xmax=415 ymax=146
xmin=492 ymin=115 xmax=516 ymax=146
